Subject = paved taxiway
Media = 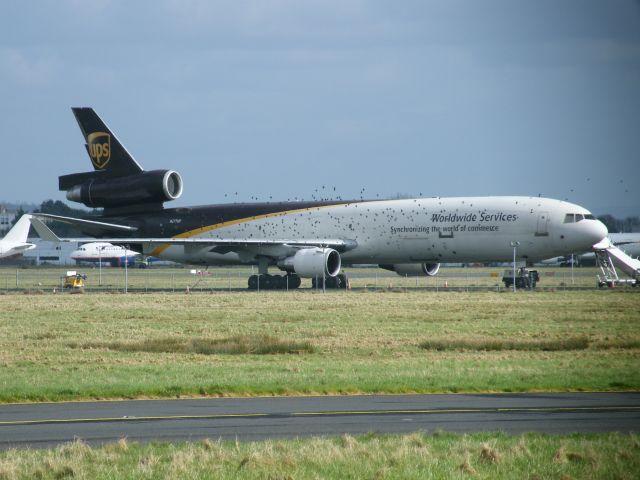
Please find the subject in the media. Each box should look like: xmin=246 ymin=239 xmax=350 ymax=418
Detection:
xmin=1 ymin=393 xmax=639 ymax=449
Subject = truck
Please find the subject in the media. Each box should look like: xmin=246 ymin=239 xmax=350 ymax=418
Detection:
xmin=502 ymin=267 xmax=539 ymax=289
xmin=62 ymin=271 xmax=87 ymax=292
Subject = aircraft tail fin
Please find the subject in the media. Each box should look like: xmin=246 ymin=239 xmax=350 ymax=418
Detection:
xmin=72 ymin=107 xmax=143 ymax=177
xmin=3 ymin=214 xmax=33 ymax=243
xmin=59 ymin=108 xmax=182 ymax=214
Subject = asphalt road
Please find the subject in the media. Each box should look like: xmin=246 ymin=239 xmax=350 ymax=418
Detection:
xmin=1 ymin=392 xmax=639 ymax=449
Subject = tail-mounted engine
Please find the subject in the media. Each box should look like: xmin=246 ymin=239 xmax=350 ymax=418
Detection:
xmin=379 ymin=263 xmax=440 ymax=277
xmin=60 ymin=170 xmax=183 ymax=211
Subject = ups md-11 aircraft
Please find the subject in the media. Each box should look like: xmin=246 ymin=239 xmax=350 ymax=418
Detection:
xmin=31 ymin=107 xmax=608 ymax=289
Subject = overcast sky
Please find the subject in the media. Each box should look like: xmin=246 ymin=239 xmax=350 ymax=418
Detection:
xmin=1 ymin=0 xmax=639 ymax=216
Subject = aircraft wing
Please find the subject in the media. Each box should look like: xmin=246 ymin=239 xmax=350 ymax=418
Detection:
xmin=29 ymin=216 xmax=356 ymax=253
xmin=614 ymin=240 xmax=640 ymax=246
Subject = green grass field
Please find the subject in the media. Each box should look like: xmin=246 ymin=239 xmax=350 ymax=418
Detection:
xmin=0 ymin=265 xmax=607 ymax=292
xmin=1 ymin=283 xmax=638 ymax=477
xmin=1 ymin=433 xmax=639 ymax=479
xmin=0 ymin=289 xmax=638 ymax=402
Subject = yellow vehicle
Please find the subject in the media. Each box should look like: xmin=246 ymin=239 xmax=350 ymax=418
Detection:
xmin=62 ymin=271 xmax=87 ymax=291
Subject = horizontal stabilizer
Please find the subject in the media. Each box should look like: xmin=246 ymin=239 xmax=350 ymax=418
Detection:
xmin=11 ymin=243 xmax=35 ymax=252
xmin=31 ymin=214 xmax=138 ymax=238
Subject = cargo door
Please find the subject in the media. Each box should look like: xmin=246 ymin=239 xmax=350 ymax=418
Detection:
xmin=535 ymin=212 xmax=549 ymax=237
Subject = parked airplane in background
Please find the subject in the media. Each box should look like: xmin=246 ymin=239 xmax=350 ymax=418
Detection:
xmin=70 ymin=242 xmax=139 ymax=267
xmin=0 ymin=214 xmax=35 ymax=259
xmin=608 ymin=233 xmax=640 ymax=258
xmin=540 ymin=233 xmax=640 ymax=266
xmin=30 ymin=107 xmax=608 ymax=289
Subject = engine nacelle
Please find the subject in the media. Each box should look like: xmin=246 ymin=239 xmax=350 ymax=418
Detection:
xmin=65 ymin=170 xmax=183 ymax=208
xmin=280 ymin=248 xmax=341 ymax=278
xmin=379 ymin=263 xmax=440 ymax=277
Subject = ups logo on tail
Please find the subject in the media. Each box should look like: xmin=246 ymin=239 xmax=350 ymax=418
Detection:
xmin=87 ymin=132 xmax=111 ymax=169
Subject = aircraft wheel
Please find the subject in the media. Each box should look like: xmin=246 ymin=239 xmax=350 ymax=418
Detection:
xmin=260 ymin=274 xmax=273 ymax=290
xmin=273 ymin=275 xmax=285 ymax=290
xmin=248 ymin=275 xmax=258 ymax=290
xmin=286 ymin=274 xmax=301 ymax=289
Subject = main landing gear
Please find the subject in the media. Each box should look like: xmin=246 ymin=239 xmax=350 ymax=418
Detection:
xmin=247 ymin=273 xmax=350 ymax=290
xmin=311 ymin=273 xmax=349 ymax=290
xmin=248 ymin=274 xmax=302 ymax=290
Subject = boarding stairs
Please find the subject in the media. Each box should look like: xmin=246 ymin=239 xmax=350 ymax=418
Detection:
xmin=593 ymin=238 xmax=640 ymax=288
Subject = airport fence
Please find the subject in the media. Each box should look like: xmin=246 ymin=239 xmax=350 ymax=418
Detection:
xmin=0 ymin=265 xmax=615 ymax=293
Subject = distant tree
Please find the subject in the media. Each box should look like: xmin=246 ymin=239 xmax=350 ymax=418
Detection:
xmin=622 ymin=216 xmax=640 ymax=233
xmin=597 ymin=214 xmax=620 ymax=233
xmin=597 ymin=214 xmax=640 ymax=234
xmin=35 ymin=200 xmax=100 ymax=218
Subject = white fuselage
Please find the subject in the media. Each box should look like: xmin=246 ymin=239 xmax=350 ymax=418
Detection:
xmin=150 ymin=196 xmax=607 ymax=267
xmin=71 ymin=242 xmax=139 ymax=265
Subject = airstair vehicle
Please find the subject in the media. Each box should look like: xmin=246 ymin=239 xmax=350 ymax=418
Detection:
xmin=593 ymin=238 xmax=640 ymax=288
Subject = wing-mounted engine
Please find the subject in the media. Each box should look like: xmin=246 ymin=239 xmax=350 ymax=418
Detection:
xmin=279 ymin=248 xmax=341 ymax=278
xmin=62 ymin=170 xmax=183 ymax=209
xmin=379 ymin=263 xmax=440 ymax=277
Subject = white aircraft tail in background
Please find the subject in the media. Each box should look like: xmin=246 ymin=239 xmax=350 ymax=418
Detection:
xmin=0 ymin=214 xmax=35 ymax=259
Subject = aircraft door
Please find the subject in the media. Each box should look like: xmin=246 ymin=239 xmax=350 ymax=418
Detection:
xmin=535 ymin=212 xmax=549 ymax=237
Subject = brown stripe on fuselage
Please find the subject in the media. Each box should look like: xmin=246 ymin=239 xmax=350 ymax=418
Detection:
xmin=148 ymin=201 xmax=362 ymax=257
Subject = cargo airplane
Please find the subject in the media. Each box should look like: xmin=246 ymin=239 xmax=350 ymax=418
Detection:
xmin=0 ymin=214 xmax=35 ymax=259
xmin=30 ymin=107 xmax=608 ymax=289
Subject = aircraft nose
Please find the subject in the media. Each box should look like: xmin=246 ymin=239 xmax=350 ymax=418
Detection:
xmin=586 ymin=220 xmax=608 ymax=245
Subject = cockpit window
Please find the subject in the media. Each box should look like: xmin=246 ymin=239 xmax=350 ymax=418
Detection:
xmin=564 ymin=213 xmax=592 ymax=223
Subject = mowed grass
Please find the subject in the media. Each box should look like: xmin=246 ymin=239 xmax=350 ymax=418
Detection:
xmin=1 ymin=433 xmax=639 ymax=479
xmin=0 ymin=265 xmax=607 ymax=292
xmin=0 ymin=290 xmax=638 ymax=402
